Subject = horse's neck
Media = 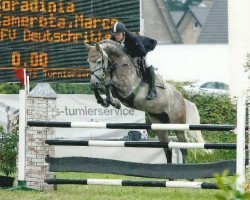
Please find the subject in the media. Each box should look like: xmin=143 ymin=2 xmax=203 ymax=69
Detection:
xmin=110 ymin=55 xmax=141 ymax=98
xmin=102 ymin=42 xmax=141 ymax=98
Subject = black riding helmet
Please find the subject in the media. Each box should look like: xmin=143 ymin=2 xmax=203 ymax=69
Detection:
xmin=111 ymin=22 xmax=126 ymax=35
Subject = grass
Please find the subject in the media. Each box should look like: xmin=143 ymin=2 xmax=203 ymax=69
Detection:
xmin=0 ymin=187 xmax=223 ymax=200
xmin=0 ymin=172 xmax=225 ymax=200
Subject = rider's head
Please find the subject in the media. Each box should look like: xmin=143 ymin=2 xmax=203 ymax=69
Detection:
xmin=111 ymin=22 xmax=126 ymax=42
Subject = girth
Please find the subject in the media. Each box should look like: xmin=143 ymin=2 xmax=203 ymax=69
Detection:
xmin=119 ymin=80 xmax=144 ymax=107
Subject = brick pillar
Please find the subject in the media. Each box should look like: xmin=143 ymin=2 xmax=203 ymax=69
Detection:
xmin=25 ymin=83 xmax=57 ymax=191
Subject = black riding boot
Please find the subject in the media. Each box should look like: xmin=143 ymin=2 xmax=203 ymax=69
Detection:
xmin=146 ymin=66 xmax=157 ymax=100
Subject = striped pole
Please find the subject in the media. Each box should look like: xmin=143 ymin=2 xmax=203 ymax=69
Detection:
xmin=27 ymin=121 xmax=249 ymax=131
xmin=45 ymin=139 xmax=242 ymax=150
xmin=44 ymin=179 xmax=218 ymax=189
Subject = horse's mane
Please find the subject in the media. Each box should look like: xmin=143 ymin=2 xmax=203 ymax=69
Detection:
xmin=99 ymin=39 xmax=124 ymax=55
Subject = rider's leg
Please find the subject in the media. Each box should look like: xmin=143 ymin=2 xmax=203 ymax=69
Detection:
xmin=145 ymin=52 xmax=157 ymax=100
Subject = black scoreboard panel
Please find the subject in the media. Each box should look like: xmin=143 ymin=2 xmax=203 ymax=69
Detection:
xmin=0 ymin=0 xmax=140 ymax=83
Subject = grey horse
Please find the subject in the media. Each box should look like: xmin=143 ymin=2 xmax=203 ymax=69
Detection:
xmin=85 ymin=39 xmax=207 ymax=163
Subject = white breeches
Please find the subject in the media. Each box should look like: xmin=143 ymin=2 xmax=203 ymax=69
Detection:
xmin=145 ymin=50 xmax=155 ymax=68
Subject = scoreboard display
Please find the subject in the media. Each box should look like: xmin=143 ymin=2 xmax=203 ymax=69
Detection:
xmin=0 ymin=0 xmax=140 ymax=83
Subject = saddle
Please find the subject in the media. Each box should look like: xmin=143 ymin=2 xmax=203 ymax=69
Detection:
xmin=133 ymin=57 xmax=147 ymax=82
xmin=133 ymin=57 xmax=166 ymax=89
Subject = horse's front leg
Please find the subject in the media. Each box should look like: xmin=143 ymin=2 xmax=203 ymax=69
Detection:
xmin=93 ymin=88 xmax=110 ymax=108
xmin=105 ymin=85 xmax=121 ymax=109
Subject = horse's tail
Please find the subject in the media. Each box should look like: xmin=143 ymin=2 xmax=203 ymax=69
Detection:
xmin=184 ymin=99 xmax=213 ymax=154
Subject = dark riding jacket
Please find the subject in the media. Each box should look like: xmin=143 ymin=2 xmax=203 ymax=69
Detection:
xmin=111 ymin=31 xmax=157 ymax=58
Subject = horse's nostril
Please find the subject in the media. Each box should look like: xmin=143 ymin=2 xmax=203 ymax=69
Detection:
xmin=95 ymin=82 xmax=99 ymax=85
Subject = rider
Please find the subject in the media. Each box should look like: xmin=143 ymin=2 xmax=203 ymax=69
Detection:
xmin=110 ymin=22 xmax=157 ymax=100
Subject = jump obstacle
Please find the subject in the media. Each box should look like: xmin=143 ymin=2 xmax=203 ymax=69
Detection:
xmin=27 ymin=121 xmax=249 ymax=131
xmin=45 ymin=139 xmax=247 ymax=150
xmin=17 ymin=88 xmax=249 ymax=191
xmin=45 ymin=157 xmax=247 ymax=180
xmin=44 ymin=178 xmax=218 ymax=189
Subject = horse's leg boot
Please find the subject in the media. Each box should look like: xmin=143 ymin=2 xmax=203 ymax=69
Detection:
xmin=146 ymin=66 xmax=157 ymax=100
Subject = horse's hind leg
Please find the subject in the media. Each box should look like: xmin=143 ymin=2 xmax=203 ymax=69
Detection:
xmin=175 ymin=130 xmax=188 ymax=163
xmin=148 ymin=113 xmax=172 ymax=163
xmin=156 ymin=130 xmax=172 ymax=163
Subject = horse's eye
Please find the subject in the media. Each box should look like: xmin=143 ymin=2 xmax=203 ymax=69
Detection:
xmin=97 ymin=61 xmax=102 ymax=65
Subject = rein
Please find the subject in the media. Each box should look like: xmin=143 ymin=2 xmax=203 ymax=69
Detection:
xmin=90 ymin=67 xmax=105 ymax=83
xmin=90 ymin=50 xmax=116 ymax=84
xmin=91 ymin=51 xmax=123 ymax=78
xmin=100 ymin=50 xmax=144 ymax=107
xmin=91 ymin=45 xmax=144 ymax=107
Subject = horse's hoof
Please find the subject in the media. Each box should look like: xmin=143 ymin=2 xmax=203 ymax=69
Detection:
xmin=108 ymin=99 xmax=121 ymax=109
xmin=101 ymin=101 xmax=110 ymax=108
xmin=113 ymin=102 xmax=121 ymax=109
xmin=114 ymin=101 xmax=121 ymax=109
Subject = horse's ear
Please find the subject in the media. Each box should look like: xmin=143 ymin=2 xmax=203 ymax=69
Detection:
xmin=96 ymin=43 xmax=101 ymax=52
xmin=84 ymin=42 xmax=92 ymax=51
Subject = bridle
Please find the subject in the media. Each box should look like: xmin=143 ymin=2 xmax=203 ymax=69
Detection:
xmin=88 ymin=43 xmax=144 ymax=107
xmin=89 ymin=49 xmax=117 ymax=85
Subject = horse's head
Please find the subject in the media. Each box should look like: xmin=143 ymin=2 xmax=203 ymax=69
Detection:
xmin=85 ymin=42 xmax=109 ymax=89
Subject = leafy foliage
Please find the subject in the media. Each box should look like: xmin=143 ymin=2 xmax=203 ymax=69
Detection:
xmin=0 ymin=83 xmax=21 ymax=94
xmin=50 ymin=83 xmax=93 ymax=94
xmin=214 ymin=170 xmax=250 ymax=200
xmin=189 ymin=94 xmax=236 ymax=125
xmin=0 ymin=127 xmax=19 ymax=176
xmin=0 ymin=83 xmax=93 ymax=94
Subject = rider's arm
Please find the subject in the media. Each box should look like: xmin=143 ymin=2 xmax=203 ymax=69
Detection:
xmin=134 ymin=37 xmax=147 ymax=57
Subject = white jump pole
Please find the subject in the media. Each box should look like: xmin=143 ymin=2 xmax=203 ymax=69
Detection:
xmin=236 ymin=96 xmax=246 ymax=192
xmin=27 ymin=75 xmax=30 ymax=94
xmin=17 ymin=89 xmax=26 ymax=186
xmin=248 ymin=95 xmax=250 ymax=191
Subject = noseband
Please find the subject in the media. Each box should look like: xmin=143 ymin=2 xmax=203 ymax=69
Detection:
xmin=90 ymin=50 xmax=117 ymax=85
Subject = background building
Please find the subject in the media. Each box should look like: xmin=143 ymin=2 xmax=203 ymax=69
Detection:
xmin=142 ymin=0 xmax=250 ymax=96
xmin=142 ymin=0 xmax=227 ymax=45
